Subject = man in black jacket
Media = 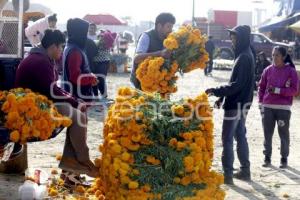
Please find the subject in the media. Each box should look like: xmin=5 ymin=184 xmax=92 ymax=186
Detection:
xmin=206 ymin=25 xmax=255 ymax=185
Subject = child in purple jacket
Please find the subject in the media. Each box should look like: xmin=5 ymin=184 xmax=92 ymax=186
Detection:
xmin=258 ymin=46 xmax=299 ymax=168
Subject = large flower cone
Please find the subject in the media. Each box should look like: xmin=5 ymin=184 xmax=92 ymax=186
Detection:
xmin=88 ymin=87 xmax=225 ymax=200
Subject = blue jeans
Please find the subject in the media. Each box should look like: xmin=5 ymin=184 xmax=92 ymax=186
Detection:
xmin=222 ymin=109 xmax=250 ymax=177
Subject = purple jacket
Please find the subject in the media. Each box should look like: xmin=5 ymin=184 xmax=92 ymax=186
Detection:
xmin=258 ymin=64 xmax=299 ymax=106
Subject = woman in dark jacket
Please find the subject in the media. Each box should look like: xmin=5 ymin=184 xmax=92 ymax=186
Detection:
xmin=16 ymin=30 xmax=98 ymax=187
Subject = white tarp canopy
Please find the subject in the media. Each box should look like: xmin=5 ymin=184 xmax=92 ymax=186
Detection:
xmin=2 ymin=2 xmax=52 ymax=15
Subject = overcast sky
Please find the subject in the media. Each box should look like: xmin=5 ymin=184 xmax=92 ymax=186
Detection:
xmin=30 ymin=0 xmax=274 ymax=24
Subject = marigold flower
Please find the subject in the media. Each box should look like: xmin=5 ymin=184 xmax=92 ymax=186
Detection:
xmin=10 ymin=130 xmax=20 ymax=142
xmin=128 ymin=181 xmax=139 ymax=189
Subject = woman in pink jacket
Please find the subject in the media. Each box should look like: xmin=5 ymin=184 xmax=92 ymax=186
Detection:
xmin=259 ymin=46 xmax=299 ymax=168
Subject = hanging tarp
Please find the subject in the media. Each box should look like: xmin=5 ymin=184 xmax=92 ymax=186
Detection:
xmin=259 ymin=12 xmax=300 ymax=32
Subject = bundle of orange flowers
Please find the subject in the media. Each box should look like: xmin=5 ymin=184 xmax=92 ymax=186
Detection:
xmin=136 ymin=25 xmax=209 ymax=98
xmin=0 ymin=88 xmax=72 ymax=143
xmin=86 ymin=87 xmax=225 ymax=200
xmin=164 ymin=25 xmax=209 ymax=73
xmin=136 ymin=57 xmax=178 ymax=98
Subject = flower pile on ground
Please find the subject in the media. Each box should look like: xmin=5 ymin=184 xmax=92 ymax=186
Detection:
xmin=0 ymin=88 xmax=72 ymax=143
xmin=136 ymin=25 xmax=209 ymax=97
xmin=87 ymin=87 xmax=224 ymax=200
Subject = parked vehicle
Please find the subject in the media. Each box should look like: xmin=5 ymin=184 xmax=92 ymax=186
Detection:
xmin=214 ymin=33 xmax=293 ymax=60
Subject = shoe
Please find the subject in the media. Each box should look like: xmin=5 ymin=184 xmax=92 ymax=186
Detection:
xmin=233 ymin=171 xmax=251 ymax=181
xmin=60 ymin=171 xmax=91 ymax=188
xmin=59 ymin=157 xmax=99 ymax=178
xmin=224 ymin=176 xmax=234 ymax=185
xmin=279 ymin=158 xmax=288 ymax=168
xmin=262 ymin=156 xmax=271 ymax=167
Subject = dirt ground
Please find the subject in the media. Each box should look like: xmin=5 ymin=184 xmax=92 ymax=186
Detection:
xmin=1 ymin=69 xmax=300 ymax=200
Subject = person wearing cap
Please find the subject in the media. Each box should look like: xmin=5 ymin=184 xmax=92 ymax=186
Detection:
xmin=130 ymin=13 xmax=176 ymax=89
xmin=205 ymin=25 xmax=255 ymax=185
xmin=62 ymin=18 xmax=97 ymax=101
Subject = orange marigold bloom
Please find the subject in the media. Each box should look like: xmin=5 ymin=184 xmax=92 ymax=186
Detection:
xmin=128 ymin=181 xmax=139 ymax=189
xmin=10 ymin=130 xmax=20 ymax=142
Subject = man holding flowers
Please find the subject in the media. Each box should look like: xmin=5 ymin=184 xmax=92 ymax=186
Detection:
xmin=130 ymin=13 xmax=176 ymax=89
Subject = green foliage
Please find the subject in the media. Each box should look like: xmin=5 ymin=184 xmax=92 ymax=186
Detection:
xmin=131 ymin=144 xmax=191 ymax=194
xmin=130 ymin=93 xmax=207 ymax=200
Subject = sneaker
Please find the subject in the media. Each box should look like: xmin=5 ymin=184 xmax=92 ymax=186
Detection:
xmin=233 ymin=171 xmax=251 ymax=181
xmin=224 ymin=176 xmax=234 ymax=185
xmin=279 ymin=158 xmax=288 ymax=168
xmin=262 ymin=156 xmax=271 ymax=167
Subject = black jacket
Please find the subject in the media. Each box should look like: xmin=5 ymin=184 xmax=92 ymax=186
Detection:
xmin=212 ymin=25 xmax=255 ymax=110
xmin=205 ymin=39 xmax=215 ymax=58
xmin=85 ymin=38 xmax=98 ymax=72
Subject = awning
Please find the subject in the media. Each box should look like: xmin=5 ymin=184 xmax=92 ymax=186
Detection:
xmin=259 ymin=13 xmax=300 ymax=32
xmin=83 ymin=14 xmax=126 ymax=26
xmin=289 ymin=20 xmax=300 ymax=33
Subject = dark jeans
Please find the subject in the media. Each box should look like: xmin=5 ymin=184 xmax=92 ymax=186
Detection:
xmin=92 ymin=61 xmax=110 ymax=97
xmin=261 ymin=107 xmax=291 ymax=159
xmin=204 ymin=58 xmax=213 ymax=75
xmin=222 ymin=109 xmax=250 ymax=177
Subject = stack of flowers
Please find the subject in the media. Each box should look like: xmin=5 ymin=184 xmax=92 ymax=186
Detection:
xmin=87 ymin=87 xmax=224 ymax=200
xmin=136 ymin=25 xmax=209 ymax=97
xmin=0 ymin=88 xmax=72 ymax=143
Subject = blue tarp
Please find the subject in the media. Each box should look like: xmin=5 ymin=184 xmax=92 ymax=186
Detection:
xmin=259 ymin=13 xmax=300 ymax=32
xmin=290 ymin=0 xmax=300 ymax=15
xmin=276 ymin=0 xmax=300 ymax=16
xmin=259 ymin=0 xmax=300 ymax=32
